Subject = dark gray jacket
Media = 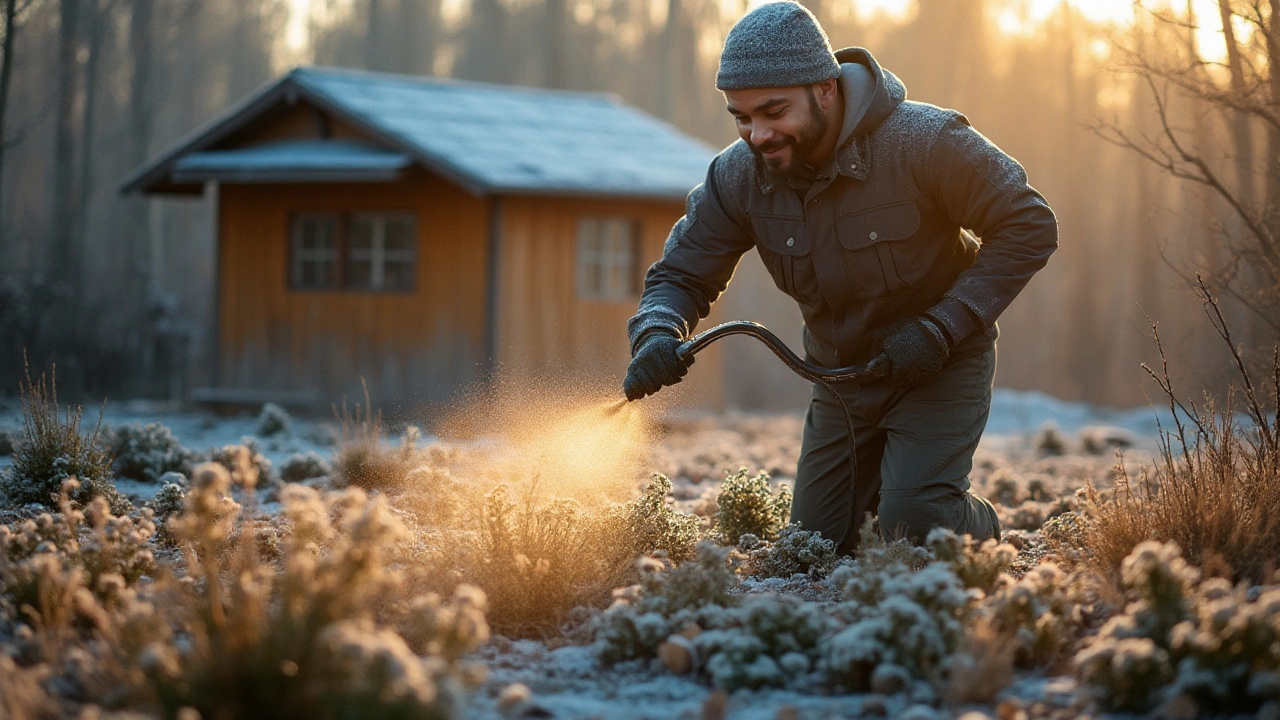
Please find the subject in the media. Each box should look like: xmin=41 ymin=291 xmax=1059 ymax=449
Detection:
xmin=628 ymin=48 xmax=1058 ymax=368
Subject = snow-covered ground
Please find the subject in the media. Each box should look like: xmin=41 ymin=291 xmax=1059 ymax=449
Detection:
xmin=0 ymin=389 xmax=1170 ymax=719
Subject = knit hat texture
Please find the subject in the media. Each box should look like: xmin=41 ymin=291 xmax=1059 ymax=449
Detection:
xmin=716 ymin=1 xmax=840 ymax=91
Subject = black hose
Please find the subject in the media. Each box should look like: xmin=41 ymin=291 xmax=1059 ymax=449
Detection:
xmin=675 ymin=321 xmax=884 ymax=550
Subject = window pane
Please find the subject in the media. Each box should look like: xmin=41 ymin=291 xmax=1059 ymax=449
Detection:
xmin=291 ymin=214 xmax=339 ymax=289
xmin=384 ymin=261 xmax=414 ymax=291
xmin=576 ymin=216 xmax=637 ymax=299
xmin=349 ymin=218 xmax=375 ymax=250
xmin=385 ymin=217 xmax=416 ymax=252
xmin=347 ymin=260 xmax=373 ymax=289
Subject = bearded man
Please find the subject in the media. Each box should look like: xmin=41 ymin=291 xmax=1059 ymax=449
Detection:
xmin=622 ymin=1 xmax=1058 ymax=552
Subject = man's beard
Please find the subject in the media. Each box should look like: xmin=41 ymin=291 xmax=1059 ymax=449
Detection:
xmin=749 ymin=89 xmax=829 ymax=175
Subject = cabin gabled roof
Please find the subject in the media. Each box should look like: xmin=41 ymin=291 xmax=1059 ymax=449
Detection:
xmin=122 ymin=66 xmax=718 ymax=201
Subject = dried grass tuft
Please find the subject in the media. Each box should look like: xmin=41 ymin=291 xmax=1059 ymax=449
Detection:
xmin=1081 ymin=280 xmax=1280 ymax=585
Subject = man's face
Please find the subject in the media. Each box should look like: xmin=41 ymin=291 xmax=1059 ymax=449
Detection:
xmin=725 ymin=84 xmax=829 ymax=175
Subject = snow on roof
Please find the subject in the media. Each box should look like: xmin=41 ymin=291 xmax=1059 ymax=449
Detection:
xmin=123 ymin=67 xmax=718 ymax=200
xmin=172 ymin=139 xmax=413 ymax=184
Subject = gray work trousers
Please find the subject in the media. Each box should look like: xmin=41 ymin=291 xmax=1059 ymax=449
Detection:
xmin=791 ymin=345 xmax=1001 ymax=555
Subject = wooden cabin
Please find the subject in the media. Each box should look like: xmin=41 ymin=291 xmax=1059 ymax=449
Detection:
xmin=122 ymin=67 xmax=725 ymax=412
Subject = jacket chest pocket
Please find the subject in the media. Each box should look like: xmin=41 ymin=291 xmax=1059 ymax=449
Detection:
xmin=836 ymin=200 xmax=926 ymax=299
xmin=749 ymin=214 xmax=816 ymax=301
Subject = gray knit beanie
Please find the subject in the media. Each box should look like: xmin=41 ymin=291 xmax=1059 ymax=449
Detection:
xmin=716 ymin=1 xmax=840 ymax=91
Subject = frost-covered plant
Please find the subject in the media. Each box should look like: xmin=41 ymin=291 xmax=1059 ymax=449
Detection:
xmin=393 ymin=465 xmax=463 ymax=527
xmin=984 ymin=562 xmax=1090 ymax=666
xmin=1 ymin=479 xmax=156 ymax=626
xmin=604 ymin=474 xmax=701 ymax=563
xmin=1075 ymin=540 xmax=1280 ymax=715
xmin=146 ymin=468 xmax=488 ymax=719
xmin=740 ymin=523 xmax=838 ymax=580
xmin=713 ymin=468 xmax=791 ymax=544
xmin=440 ymin=484 xmax=633 ymax=636
xmin=104 ymin=422 xmax=200 ymax=483
xmin=925 ymin=528 xmax=1017 ymax=593
xmin=255 ymin=402 xmax=292 ymax=437
xmin=1034 ymin=422 xmax=1067 ymax=456
xmin=592 ymin=542 xmax=738 ymax=664
xmin=209 ymin=440 xmax=275 ymax=487
xmin=823 ymin=538 xmax=977 ymax=690
xmin=0 ymin=655 xmax=54 ymax=719
xmin=1 ymin=366 xmax=127 ymax=513
xmin=333 ymin=390 xmax=420 ymax=491
xmin=279 ymin=451 xmax=332 ymax=483
xmin=693 ymin=593 xmax=835 ymax=691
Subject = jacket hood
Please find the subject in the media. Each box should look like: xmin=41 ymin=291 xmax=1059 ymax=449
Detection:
xmin=833 ymin=47 xmax=906 ymax=137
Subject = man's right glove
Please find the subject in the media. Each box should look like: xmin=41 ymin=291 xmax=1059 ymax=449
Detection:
xmin=623 ymin=330 xmax=693 ymax=401
xmin=872 ymin=316 xmax=951 ymax=388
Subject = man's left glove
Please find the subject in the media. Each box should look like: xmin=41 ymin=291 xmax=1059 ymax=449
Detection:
xmin=871 ymin=316 xmax=951 ymax=388
xmin=623 ymin=330 xmax=693 ymax=401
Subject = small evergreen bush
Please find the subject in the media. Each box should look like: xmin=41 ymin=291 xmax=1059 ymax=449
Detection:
xmin=255 ymin=402 xmax=292 ymax=437
xmin=279 ymin=451 xmax=333 ymax=483
xmin=604 ymin=474 xmax=701 ymax=563
xmin=0 ymin=366 xmax=127 ymax=513
xmin=713 ymin=468 xmax=791 ymax=544
xmin=740 ymin=523 xmax=839 ymax=579
xmin=104 ymin=422 xmax=200 ymax=482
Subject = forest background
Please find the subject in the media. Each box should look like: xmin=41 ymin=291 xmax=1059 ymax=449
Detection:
xmin=0 ymin=0 xmax=1274 ymax=411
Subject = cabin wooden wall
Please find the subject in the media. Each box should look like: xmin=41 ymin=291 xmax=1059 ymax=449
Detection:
xmin=495 ymin=195 xmax=725 ymax=411
xmin=216 ymin=172 xmax=489 ymax=410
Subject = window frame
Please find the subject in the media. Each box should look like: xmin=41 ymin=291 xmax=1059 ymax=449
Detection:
xmin=287 ymin=210 xmax=417 ymax=294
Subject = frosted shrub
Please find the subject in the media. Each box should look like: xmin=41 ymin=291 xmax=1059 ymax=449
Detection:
xmin=693 ymin=593 xmax=835 ymax=690
xmin=741 ymin=523 xmax=839 ymax=579
xmin=713 ymin=468 xmax=791 ymax=544
xmin=821 ymin=529 xmax=977 ymax=691
xmin=984 ymin=562 xmax=1090 ymax=666
xmin=145 ymin=469 xmax=488 ymax=719
xmin=926 ymin=528 xmax=1017 ymax=593
xmin=209 ymin=440 xmax=275 ymax=487
xmin=104 ymin=422 xmax=199 ymax=483
xmin=255 ymin=402 xmax=292 ymax=437
xmin=1 ymin=368 xmax=126 ymax=513
xmin=279 ymin=451 xmax=332 ymax=483
xmin=605 ymin=474 xmax=701 ymax=563
xmin=1075 ymin=540 xmax=1280 ymax=715
xmin=393 ymin=465 xmax=463 ymax=527
xmin=593 ymin=542 xmax=737 ymax=664
xmin=0 ymin=479 xmax=156 ymax=628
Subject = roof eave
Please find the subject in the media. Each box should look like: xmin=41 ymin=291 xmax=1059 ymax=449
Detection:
xmin=119 ymin=74 xmax=297 ymax=196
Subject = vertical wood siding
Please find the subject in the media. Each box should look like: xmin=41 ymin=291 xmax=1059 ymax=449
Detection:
xmin=495 ymin=195 xmax=725 ymax=410
xmin=216 ymin=172 xmax=488 ymax=408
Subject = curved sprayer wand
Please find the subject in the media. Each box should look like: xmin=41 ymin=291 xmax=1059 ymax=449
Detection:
xmin=674 ymin=321 xmax=888 ymax=384
xmin=667 ymin=320 xmax=885 ymax=550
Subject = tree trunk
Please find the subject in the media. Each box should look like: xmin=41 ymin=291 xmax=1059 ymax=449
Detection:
xmin=49 ymin=0 xmax=81 ymax=289
xmin=1218 ymin=0 xmax=1255 ymax=207
xmin=1264 ymin=0 xmax=1280 ymax=236
xmin=0 ymin=0 xmax=19 ymax=229
xmin=76 ymin=0 xmax=114 ymax=285
xmin=544 ymin=0 xmax=569 ymax=89
xmin=128 ymin=0 xmax=153 ymax=291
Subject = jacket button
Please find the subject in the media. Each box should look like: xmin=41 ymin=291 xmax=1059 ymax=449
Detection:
xmin=786 ymin=237 xmax=795 ymax=247
xmin=869 ymin=231 xmax=879 ymax=240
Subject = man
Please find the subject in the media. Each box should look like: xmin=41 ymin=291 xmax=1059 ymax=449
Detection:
xmin=622 ymin=1 xmax=1057 ymax=553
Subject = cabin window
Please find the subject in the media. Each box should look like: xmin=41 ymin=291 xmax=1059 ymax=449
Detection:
xmin=346 ymin=213 xmax=417 ymax=291
xmin=290 ymin=214 xmax=340 ymax=289
xmin=288 ymin=212 xmax=416 ymax=292
xmin=577 ymin=217 xmax=641 ymax=300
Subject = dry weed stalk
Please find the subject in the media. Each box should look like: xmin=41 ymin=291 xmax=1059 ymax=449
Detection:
xmin=1083 ymin=278 xmax=1280 ymax=584
xmin=332 ymin=380 xmax=419 ymax=491
xmin=1 ymin=360 xmax=125 ymax=512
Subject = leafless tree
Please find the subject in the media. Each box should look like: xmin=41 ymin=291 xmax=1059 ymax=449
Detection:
xmin=1090 ymin=1 xmax=1280 ymax=335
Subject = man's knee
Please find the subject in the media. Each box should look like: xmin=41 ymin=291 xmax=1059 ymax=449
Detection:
xmin=877 ymin=488 xmax=1001 ymax=544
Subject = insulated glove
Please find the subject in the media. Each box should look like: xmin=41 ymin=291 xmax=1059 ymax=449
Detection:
xmin=623 ymin=330 xmax=693 ymax=401
xmin=873 ymin=316 xmax=951 ymax=388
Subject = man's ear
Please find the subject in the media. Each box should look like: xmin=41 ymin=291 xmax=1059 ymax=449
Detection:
xmin=813 ymin=78 xmax=840 ymax=109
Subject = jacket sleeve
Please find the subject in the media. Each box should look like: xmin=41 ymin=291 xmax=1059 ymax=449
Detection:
xmin=626 ymin=156 xmax=755 ymax=353
xmin=921 ymin=115 xmax=1059 ymax=344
